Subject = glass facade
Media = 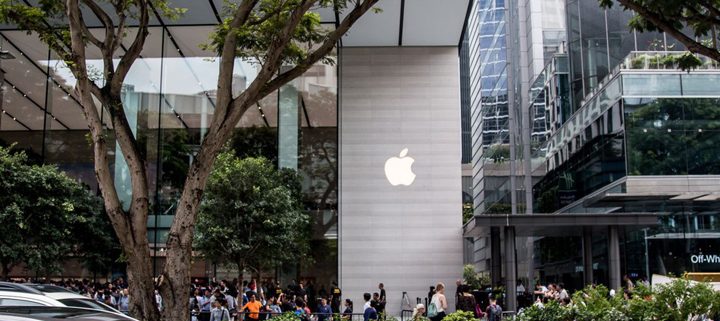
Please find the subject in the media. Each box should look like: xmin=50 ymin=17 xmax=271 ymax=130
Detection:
xmin=0 ymin=26 xmax=338 ymax=285
xmin=468 ymin=0 xmax=513 ymax=213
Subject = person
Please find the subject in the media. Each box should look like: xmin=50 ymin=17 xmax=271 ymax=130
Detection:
xmin=428 ymin=282 xmax=447 ymax=321
xmin=533 ymin=283 xmax=548 ymax=301
xmin=456 ymin=285 xmax=477 ymax=316
xmin=242 ymin=293 xmax=263 ymax=321
xmin=427 ymin=286 xmax=435 ymax=306
xmin=199 ymin=289 xmax=213 ymax=321
xmin=485 ymin=296 xmax=502 ymax=321
xmin=268 ymin=297 xmax=282 ymax=315
xmin=331 ymin=282 xmax=342 ymax=314
xmin=624 ymin=275 xmax=635 ymax=292
xmin=342 ymin=299 xmax=353 ymax=321
xmin=363 ymin=293 xmax=372 ymax=312
xmin=210 ymin=299 xmax=231 ymax=321
xmin=411 ymin=304 xmax=425 ymax=321
xmin=363 ymin=299 xmax=378 ymax=321
xmin=118 ymin=289 xmax=130 ymax=315
xmin=557 ymin=283 xmax=569 ymax=301
xmin=317 ymin=298 xmax=332 ymax=321
xmin=516 ymin=281 xmax=526 ymax=295
xmin=455 ymin=280 xmax=463 ymax=309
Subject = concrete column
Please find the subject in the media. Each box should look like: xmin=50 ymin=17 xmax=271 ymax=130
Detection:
xmin=608 ymin=226 xmax=621 ymax=291
xmin=582 ymin=227 xmax=593 ymax=286
xmin=490 ymin=227 xmax=502 ymax=287
xmin=504 ymin=226 xmax=517 ymax=312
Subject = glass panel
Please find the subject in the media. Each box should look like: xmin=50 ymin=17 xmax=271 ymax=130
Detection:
xmin=622 ymin=74 xmax=681 ymax=96
xmin=681 ymin=74 xmax=720 ymax=96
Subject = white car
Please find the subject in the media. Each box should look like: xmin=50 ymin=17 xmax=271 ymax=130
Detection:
xmin=23 ymin=284 xmax=121 ymax=314
xmin=0 ymin=283 xmax=135 ymax=320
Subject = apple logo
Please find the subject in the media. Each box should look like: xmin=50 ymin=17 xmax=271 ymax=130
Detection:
xmin=384 ymin=148 xmax=416 ymax=186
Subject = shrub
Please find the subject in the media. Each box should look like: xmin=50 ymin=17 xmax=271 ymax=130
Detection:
xmin=441 ymin=311 xmax=479 ymax=321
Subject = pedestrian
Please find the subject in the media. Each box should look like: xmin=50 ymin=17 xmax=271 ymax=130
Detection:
xmin=411 ymin=304 xmax=425 ymax=321
xmin=210 ymin=299 xmax=231 ymax=321
xmin=118 ymin=289 xmax=130 ymax=315
xmin=456 ymin=285 xmax=477 ymax=316
xmin=268 ymin=297 xmax=282 ymax=315
xmin=199 ymin=289 xmax=213 ymax=321
xmin=317 ymin=298 xmax=332 ymax=321
xmin=557 ymin=283 xmax=569 ymax=301
xmin=428 ymin=283 xmax=447 ymax=321
xmin=242 ymin=293 xmax=263 ymax=321
xmin=485 ymin=296 xmax=502 ymax=321
xmin=363 ymin=297 xmax=378 ymax=321
xmin=341 ymin=299 xmax=353 ymax=321
xmin=378 ymin=283 xmax=386 ymax=316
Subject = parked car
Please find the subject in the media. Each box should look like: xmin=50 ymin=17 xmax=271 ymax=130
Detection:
xmin=0 ymin=306 xmax=135 ymax=320
xmin=23 ymin=283 xmax=121 ymax=314
xmin=0 ymin=282 xmax=135 ymax=320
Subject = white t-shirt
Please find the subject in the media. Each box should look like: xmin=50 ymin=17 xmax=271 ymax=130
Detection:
xmin=363 ymin=301 xmax=371 ymax=311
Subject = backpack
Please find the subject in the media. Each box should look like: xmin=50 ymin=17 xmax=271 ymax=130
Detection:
xmin=488 ymin=304 xmax=502 ymax=321
xmin=427 ymin=302 xmax=438 ymax=318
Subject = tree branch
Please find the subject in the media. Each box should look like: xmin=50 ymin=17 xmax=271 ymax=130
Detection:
xmin=619 ymin=0 xmax=720 ymax=62
xmin=259 ymin=0 xmax=380 ymax=98
xmin=111 ymin=0 xmax=149 ymax=96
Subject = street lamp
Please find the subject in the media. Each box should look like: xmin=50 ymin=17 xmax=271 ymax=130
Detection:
xmin=0 ymin=49 xmax=17 ymax=130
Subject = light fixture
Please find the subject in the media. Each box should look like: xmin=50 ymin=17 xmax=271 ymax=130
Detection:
xmin=0 ymin=50 xmax=15 ymax=60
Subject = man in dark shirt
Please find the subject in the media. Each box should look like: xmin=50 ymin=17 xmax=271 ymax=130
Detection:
xmin=317 ymin=298 xmax=332 ymax=321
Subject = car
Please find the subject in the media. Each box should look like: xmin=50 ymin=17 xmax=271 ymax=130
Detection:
xmin=0 ymin=282 xmax=136 ymax=320
xmin=23 ymin=283 xmax=122 ymax=314
xmin=0 ymin=306 xmax=136 ymax=320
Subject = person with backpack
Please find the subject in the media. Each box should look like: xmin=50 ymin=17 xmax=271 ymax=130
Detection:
xmin=210 ymin=299 xmax=231 ymax=321
xmin=485 ymin=296 xmax=503 ymax=321
xmin=427 ymin=283 xmax=447 ymax=321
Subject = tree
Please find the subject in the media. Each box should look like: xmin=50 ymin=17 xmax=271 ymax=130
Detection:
xmin=599 ymin=0 xmax=720 ymax=66
xmin=194 ymin=153 xmax=310 ymax=281
xmin=0 ymin=145 xmax=117 ymax=279
xmin=0 ymin=1 xmax=379 ymax=320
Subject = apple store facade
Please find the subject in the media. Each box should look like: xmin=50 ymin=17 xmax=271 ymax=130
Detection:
xmin=0 ymin=1 xmax=469 ymax=314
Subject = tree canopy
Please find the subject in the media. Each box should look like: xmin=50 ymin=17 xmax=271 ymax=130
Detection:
xmin=194 ymin=153 xmax=310 ymax=280
xmin=0 ymin=145 xmax=118 ymax=279
xmin=600 ymin=0 xmax=720 ymax=66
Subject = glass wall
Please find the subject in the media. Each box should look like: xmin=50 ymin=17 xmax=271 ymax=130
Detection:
xmin=0 ymin=26 xmax=338 ymax=285
xmin=625 ymin=98 xmax=720 ymax=176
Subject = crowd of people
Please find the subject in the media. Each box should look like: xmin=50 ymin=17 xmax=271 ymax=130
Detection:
xmin=187 ymin=280 xmax=392 ymax=321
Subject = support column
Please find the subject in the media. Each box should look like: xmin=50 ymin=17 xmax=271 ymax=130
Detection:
xmin=504 ymin=226 xmax=517 ymax=312
xmin=490 ymin=227 xmax=502 ymax=287
xmin=582 ymin=227 xmax=593 ymax=286
xmin=608 ymin=226 xmax=621 ymax=291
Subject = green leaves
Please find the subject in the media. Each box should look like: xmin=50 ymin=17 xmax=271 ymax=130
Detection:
xmin=516 ymin=280 xmax=720 ymax=321
xmin=195 ymin=152 xmax=310 ymax=274
xmin=0 ymin=145 xmax=116 ymax=277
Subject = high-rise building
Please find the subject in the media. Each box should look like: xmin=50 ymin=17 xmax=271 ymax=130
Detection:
xmin=465 ymin=0 xmax=720 ymax=312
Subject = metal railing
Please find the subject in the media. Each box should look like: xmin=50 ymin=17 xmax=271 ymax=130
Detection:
xmin=621 ymin=51 xmax=720 ymax=71
xmin=191 ymin=312 xmax=368 ymax=321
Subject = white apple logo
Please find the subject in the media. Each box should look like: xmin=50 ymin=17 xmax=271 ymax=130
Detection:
xmin=384 ymin=148 xmax=416 ymax=186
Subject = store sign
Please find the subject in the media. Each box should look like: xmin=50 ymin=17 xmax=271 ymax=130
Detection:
xmin=690 ymin=254 xmax=720 ymax=264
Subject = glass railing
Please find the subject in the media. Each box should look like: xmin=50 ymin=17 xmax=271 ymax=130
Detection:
xmin=621 ymin=51 xmax=720 ymax=70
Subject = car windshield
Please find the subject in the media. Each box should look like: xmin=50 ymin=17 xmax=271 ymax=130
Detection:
xmin=24 ymin=285 xmax=74 ymax=294
xmin=57 ymin=298 xmax=118 ymax=313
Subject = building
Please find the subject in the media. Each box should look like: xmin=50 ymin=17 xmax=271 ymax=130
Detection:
xmin=465 ymin=0 xmax=720 ymax=312
xmin=0 ymin=1 xmax=470 ymax=314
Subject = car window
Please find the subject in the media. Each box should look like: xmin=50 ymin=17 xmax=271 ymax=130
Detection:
xmin=0 ymin=298 xmax=45 ymax=307
xmin=58 ymin=298 xmax=117 ymax=312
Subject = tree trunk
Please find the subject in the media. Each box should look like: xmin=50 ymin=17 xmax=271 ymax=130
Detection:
xmin=126 ymin=245 xmax=160 ymax=321
xmin=1 ymin=264 xmax=9 ymax=281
